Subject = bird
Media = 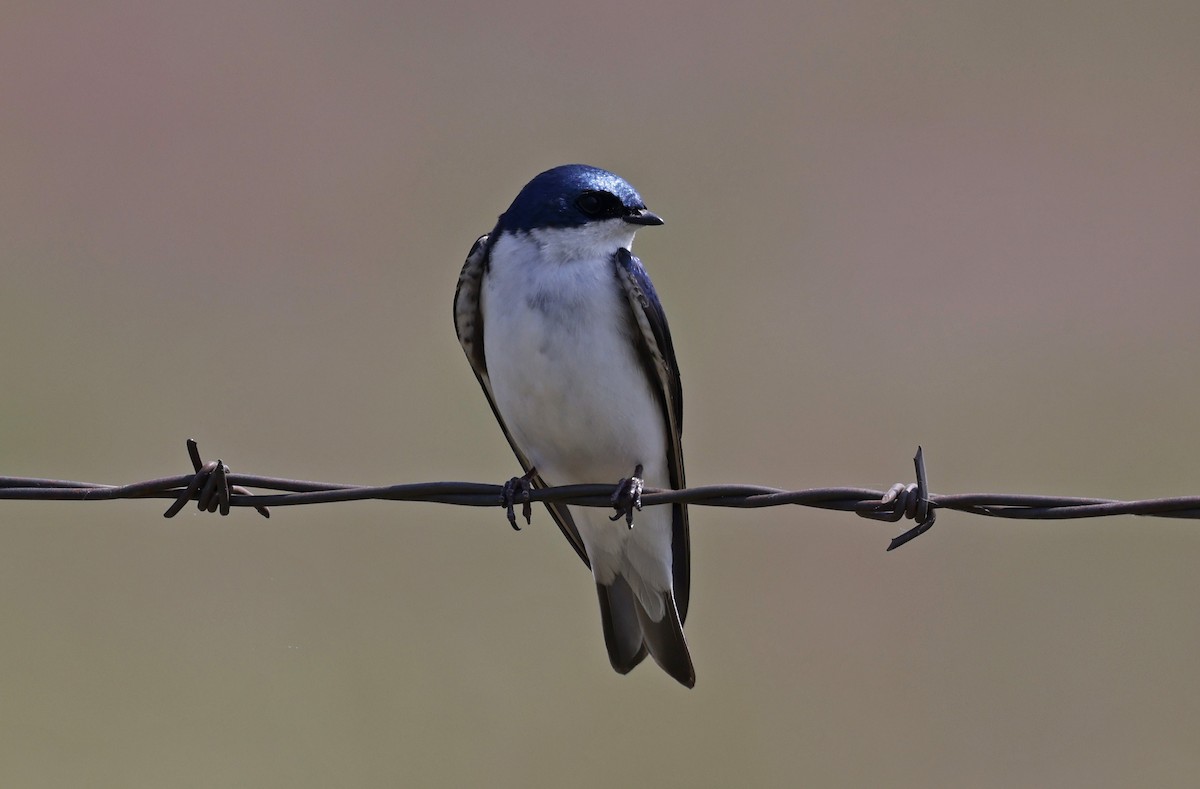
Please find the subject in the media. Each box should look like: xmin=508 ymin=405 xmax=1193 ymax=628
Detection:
xmin=453 ymin=164 xmax=694 ymax=687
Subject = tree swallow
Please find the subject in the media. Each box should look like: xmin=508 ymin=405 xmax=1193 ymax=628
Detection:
xmin=453 ymin=164 xmax=695 ymax=687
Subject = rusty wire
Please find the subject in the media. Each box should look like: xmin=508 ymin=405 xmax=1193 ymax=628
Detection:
xmin=3 ymin=440 xmax=1199 ymax=551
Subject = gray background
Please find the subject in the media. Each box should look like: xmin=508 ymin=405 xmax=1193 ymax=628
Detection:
xmin=2 ymin=1 xmax=1198 ymax=785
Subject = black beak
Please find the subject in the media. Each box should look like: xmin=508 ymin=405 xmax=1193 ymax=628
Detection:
xmin=624 ymin=208 xmax=664 ymax=226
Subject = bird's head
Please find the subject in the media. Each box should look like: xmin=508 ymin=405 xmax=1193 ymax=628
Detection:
xmin=495 ymin=165 xmax=662 ymax=258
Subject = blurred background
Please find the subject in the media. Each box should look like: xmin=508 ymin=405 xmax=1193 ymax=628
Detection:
xmin=2 ymin=1 xmax=1198 ymax=786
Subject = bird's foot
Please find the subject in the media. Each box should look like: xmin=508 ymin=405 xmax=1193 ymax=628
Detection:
xmin=609 ymin=463 xmax=644 ymax=529
xmin=501 ymin=468 xmax=537 ymax=530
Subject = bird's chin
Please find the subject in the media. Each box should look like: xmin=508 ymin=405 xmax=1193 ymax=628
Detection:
xmin=529 ymin=221 xmax=640 ymax=261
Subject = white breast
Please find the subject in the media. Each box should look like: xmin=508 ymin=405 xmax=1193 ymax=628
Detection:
xmin=480 ymin=228 xmax=673 ymax=602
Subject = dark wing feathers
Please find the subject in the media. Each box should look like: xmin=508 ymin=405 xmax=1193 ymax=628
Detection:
xmin=614 ymin=248 xmax=691 ymax=623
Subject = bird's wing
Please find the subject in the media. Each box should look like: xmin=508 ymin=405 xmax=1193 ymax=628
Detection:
xmin=453 ymin=234 xmax=591 ymax=568
xmin=613 ymin=248 xmax=691 ymax=622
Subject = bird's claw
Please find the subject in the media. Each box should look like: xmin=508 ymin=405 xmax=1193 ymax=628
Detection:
xmin=609 ymin=463 xmax=644 ymax=529
xmin=501 ymin=468 xmax=536 ymax=530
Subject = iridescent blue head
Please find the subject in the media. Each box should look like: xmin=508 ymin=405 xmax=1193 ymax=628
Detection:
xmin=496 ymin=164 xmax=664 ymax=234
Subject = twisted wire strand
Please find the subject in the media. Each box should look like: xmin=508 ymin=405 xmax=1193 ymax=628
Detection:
xmin=3 ymin=441 xmax=1198 ymax=550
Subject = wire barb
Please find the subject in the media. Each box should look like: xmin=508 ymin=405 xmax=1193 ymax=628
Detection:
xmin=852 ymin=446 xmax=935 ymax=549
xmin=162 ymin=439 xmax=270 ymax=519
xmin=888 ymin=447 xmax=936 ymax=550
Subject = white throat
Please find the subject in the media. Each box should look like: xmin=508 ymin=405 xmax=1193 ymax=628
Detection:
xmin=526 ymin=219 xmax=638 ymax=262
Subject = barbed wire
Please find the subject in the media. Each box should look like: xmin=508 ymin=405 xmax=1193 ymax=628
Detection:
xmin=3 ymin=440 xmax=1199 ymax=551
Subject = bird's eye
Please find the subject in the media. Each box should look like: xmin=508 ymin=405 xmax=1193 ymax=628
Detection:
xmin=575 ymin=191 xmax=616 ymax=218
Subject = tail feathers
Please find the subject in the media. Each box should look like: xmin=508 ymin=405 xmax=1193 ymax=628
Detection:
xmin=596 ymin=577 xmax=648 ymax=673
xmin=634 ymin=590 xmax=695 ymax=688
xmin=597 ymin=578 xmax=695 ymax=689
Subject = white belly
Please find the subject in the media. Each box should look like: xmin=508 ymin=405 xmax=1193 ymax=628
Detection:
xmin=481 ymin=232 xmax=673 ymax=608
